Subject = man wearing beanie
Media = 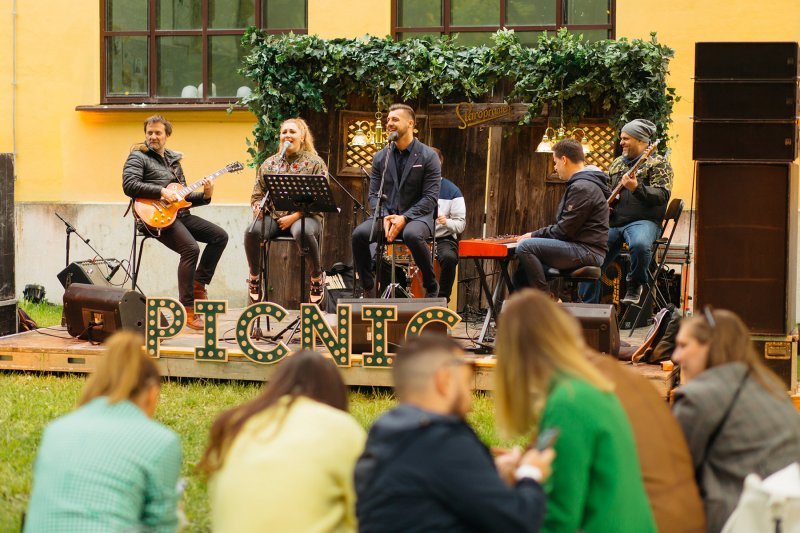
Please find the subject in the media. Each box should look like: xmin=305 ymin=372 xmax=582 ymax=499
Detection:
xmin=583 ymin=118 xmax=673 ymax=305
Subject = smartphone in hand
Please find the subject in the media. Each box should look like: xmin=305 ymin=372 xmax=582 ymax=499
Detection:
xmin=533 ymin=428 xmax=560 ymax=451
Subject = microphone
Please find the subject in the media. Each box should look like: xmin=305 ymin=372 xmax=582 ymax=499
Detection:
xmin=106 ymin=262 xmax=122 ymax=282
xmin=387 ymin=131 xmax=399 ymax=143
xmin=278 ymin=140 xmax=291 ymax=160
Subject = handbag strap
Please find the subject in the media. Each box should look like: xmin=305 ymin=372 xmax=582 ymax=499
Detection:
xmin=697 ymin=369 xmax=750 ymax=481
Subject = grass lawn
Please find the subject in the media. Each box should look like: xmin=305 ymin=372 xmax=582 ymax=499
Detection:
xmin=2 ymin=301 xmax=518 ymax=532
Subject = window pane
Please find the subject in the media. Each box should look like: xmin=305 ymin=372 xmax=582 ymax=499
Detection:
xmin=398 ymin=32 xmax=442 ymax=41
xmin=568 ymin=28 xmax=611 ymax=42
xmin=398 ymin=0 xmax=442 ymax=28
xmin=451 ymin=0 xmax=499 ymax=27
xmin=106 ymin=36 xmax=148 ymax=95
xmin=453 ymin=31 xmax=495 ymax=47
xmin=210 ymin=35 xmax=250 ymax=97
xmin=157 ymin=36 xmax=202 ymax=97
xmin=209 ymin=0 xmax=255 ymax=29
xmin=157 ymin=0 xmax=202 ymax=30
xmin=505 ymin=0 xmax=555 ymax=26
xmin=263 ymin=0 xmax=307 ymax=29
xmin=564 ymin=0 xmax=610 ymax=25
xmin=106 ymin=0 xmax=147 ymax=31
xmin=516 ymin=31 xmax=544 ymax=47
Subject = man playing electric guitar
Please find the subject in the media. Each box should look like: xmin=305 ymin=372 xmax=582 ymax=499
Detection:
xmin=582 ymin=118 xmax=673 ymax=305
xmin=122 ymin=115 xmax=228 ymax=330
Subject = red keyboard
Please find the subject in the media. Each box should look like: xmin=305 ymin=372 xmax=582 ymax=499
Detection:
xmin=459 ymin=236 xmax=520 ymax=259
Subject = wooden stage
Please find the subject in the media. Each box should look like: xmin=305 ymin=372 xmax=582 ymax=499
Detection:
xmin=0 ymin=308 xmax=678 ymax=396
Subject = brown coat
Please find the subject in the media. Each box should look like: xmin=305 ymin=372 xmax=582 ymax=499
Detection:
xmin=589 ymin=353 xmax=706 ymax=533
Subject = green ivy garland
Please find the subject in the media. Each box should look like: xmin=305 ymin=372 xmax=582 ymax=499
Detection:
xmin=239 ymin=28 xmax=678 ymax=165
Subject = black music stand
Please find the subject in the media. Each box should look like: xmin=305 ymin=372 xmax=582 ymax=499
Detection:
xmin=263 ymin=173 xmax=338 ymax=342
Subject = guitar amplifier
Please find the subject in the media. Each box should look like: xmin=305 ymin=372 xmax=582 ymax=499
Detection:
xmin=751 ymin=336 xmax=798 ymax=392
xmin=57 ymin=260 xmax=121 ymax=288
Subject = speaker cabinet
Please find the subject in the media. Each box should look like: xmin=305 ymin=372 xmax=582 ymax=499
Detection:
xmin=0 ymin=299 xmax=17 ymax=337
xmin=338 ymin=298 xmax=448 ymax=354
xmin=695 ymin=42 xmax=799 ymax=80
xmin=63 ymin=283 xmax=146 ymax=341
xmin=57 ymin=260 xmax=121 ymax=288
xmin=560 ymin=303 xmax=620 ymax=356
xmin=695 ymin=162 xmax=798 ymax=335
xmin=694 ymin=81 xmax=798 ymax=120
xmin=0 ymin=154 xmax=15 ymax=302
xmin=751 ymin=337 xmax=798 ymax=392
xmin=692 ymin=121 xmax=797 ymax=161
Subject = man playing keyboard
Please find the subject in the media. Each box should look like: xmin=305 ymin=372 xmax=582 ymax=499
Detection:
xmin=513 ymin=139 xmax=610 ymax=296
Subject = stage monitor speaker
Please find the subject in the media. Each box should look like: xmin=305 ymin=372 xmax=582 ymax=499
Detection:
xmin=695 ymin=162 xmax=798 ymax=335
xmin=57 ymin=260 xmax=121 ymax=288
xmin=560 ymin=303 xmax=620 ymax=356
xmin=695 ymin=42 xmax=799 ymax=80
xmin=338 ymin=298 xmax=448 ymax=354
xmin=63 ymin=283 xmax=146 ymax=342
xmin=692 ymin=121 xmax=797 ymax=161
xmin=694 ymin=80 xmax=799 ymax=120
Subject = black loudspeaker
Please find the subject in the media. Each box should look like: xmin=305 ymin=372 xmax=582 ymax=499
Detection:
xmin=338 ymin=298 xmax=448 ymax=354
xmin=695 ymin=42 xmax=799 ymax=79
xmin=0 ymin=299 xmax=17 ymax=337
xmin=0 ymin=154 xmax=15 ymax=303
xmin=692 ymin=121 xmax=797 ymax=161
xmin=57 ymin=260 xmax=121 ymax=288
xmin=695 ymin=162 xmax=798 ymax=335
xmin=63 ymin=283 xmax=146 ymax=341
xmin=694 ymin=81 xmax=798 ymax=120
xmin=560 ymin=303 xmax=620 ymax=356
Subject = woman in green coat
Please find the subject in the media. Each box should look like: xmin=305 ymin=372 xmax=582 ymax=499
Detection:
xmin=494 ymin=289 xmax=656 ymax=533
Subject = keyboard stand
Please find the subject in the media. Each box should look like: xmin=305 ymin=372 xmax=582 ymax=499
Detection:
xmin=475 ymin=257 xmax=514 ymax=344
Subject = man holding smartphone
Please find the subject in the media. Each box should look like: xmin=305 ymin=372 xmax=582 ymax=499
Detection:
xmin=355 ymin=335 xmax=554 ymax=532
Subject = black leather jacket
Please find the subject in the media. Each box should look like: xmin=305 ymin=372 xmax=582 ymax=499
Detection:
xmin=122 ymin=145 xmax=209 ymax=206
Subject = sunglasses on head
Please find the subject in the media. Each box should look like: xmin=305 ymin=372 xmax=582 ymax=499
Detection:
xmin=703 ymin=305 xmax=716 ymax=329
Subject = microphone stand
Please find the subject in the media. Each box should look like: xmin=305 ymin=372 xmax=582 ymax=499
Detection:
xmin=54 ymin=212 xmax=120 ymax=282
xmin=369 ymin=141 xmax=393 ymax=298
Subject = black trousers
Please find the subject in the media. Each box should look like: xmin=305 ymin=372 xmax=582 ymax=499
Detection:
xmin=244 ymin=216 xmax=322 ymax=278
xmin=352 ymin=218 xmax=437 ymax=294
xmin=436 ymin=237 xmax=459 ymax=301
xmin=153 ymin=213 xmax=228 ymax=308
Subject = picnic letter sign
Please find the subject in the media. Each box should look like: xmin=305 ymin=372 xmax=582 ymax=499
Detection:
xmin=145 ymin=298 xmax=460 ymax=367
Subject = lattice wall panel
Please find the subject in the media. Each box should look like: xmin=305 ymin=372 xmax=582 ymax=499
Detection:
xmin=345 ymin=120 xmax=381 ymax=170
xmin=582 ymin=124 xmax=616 ymax=171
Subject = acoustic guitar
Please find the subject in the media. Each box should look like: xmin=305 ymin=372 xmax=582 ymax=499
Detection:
xmin=607 ymin=140 xmax=660 ymax=208
xmin=134 ymin=161 xmax=243 ymax=228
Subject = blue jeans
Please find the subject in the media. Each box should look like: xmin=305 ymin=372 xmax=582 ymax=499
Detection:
xmin=513 ymin=238 xmax=604 ymax=293
xmin=580 ymin=220 xmax=661 ymax=303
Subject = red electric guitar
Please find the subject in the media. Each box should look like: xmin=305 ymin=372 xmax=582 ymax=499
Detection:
xmin=134 ymin=161 xmax=243 ymax=228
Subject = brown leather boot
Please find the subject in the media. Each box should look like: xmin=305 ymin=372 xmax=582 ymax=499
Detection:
xmin=193 ymin=281 xmax=208 ymax=301
xmin=185 ymin=307 xmax=204 ymax=331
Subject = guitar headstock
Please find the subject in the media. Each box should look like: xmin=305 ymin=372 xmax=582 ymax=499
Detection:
xmin=644 ymin=139 xmax=660 ymax=158
xmin=227 ymin=161 xmax=244 ymax=173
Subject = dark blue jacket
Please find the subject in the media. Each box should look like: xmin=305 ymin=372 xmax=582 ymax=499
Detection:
xmin=355 ymin=404 xmax=546 ymax=533
xmin=369 ymin=138 xmax=441 ymax=234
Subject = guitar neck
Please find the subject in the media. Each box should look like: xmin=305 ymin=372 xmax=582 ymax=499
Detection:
xmin=176 ymin=168 xmax=228 ymax=198
xmin=607 ymin=141 xmax=659 ymax=205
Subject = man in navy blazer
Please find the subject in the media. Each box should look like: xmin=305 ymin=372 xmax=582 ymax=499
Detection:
xmin=352 ymin=103 xmax=441 ymax=298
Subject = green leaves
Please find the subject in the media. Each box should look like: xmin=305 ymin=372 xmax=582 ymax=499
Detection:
xmin=239 ymin=29 xmax=677 ymax=165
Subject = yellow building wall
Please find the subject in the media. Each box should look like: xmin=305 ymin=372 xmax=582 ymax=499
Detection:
xmin=616 ymin=0 xmax=800 ymax=201
xmin=1 ymin=1 xmax=799 ymax=205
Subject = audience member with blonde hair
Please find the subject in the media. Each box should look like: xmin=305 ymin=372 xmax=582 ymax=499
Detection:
xmin=494 ymin=289 xmax=655 ymax=533
xmin=201 ymin=350 xmax=365 ymax=533
xmin=672 ymin=308 xmax=800 ymax=532
xmin=24 ymin=331 xmax=181 ymax=532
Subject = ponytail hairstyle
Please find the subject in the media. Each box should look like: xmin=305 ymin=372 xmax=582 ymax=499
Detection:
xmin=78 ymin=331 xmax=160 ymax=406
xmin=281 ymin=117 xmax=317 ymax=156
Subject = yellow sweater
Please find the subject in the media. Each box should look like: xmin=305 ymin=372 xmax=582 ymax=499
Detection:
xmin=210 ymin=395 xmax=367 ymax=533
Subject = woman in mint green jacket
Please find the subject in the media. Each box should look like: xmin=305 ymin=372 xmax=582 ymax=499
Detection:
xmin=25 ymin=332 xmax=181 ymax=532
xmin=495 ymin=289 xmax=655 ymax=533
